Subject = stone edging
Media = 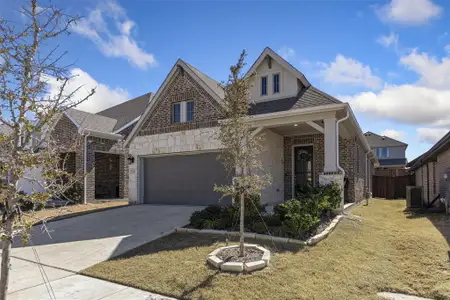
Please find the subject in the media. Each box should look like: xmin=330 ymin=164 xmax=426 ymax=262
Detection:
xmin=305 ymin=215 xmax=343 ymax=246
xmin=207 ymin=244 xmax=270 ymax=273
xmin=175 ymin=214 xmax=344 ymax=247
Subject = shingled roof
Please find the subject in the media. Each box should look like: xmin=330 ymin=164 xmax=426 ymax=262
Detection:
xmin=183 ymin=61 xmax=224 ymax=100
xmin=65 ymin=93 xmax=152 ymax=136
xmin=97 ymin=93 xmax=153 ymax=131
xmin=364 ymin=131 xmax=408 ymax=148
xmin=249 ymin=86 xmax=341 ymax=115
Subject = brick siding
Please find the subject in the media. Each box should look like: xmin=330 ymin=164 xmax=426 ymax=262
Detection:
xmin=283 ymin=134 xmax=366 ymax=202
xmin=52 ymin=114 xmax=128 ymax=203
xmin=138 ymin=68 xmax=223 ymax=136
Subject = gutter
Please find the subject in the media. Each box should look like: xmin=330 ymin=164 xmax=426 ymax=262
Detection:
xmin=78 ymin=128 xmax=123 ymax=140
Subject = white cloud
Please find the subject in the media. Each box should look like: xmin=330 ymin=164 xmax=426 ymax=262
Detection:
xmin=278 ymin=46 xmax=296 ymax=61
xmin=72 ymin=0 xmax=157 ymax=70
xmin=342 ymin=84 xmax=450 ymax=126
xmin=400 ymin=49 xmax=450 ymax=89
xmin=445 ymin=44 xmax=450 ymax=55
xmin=46 ymin=68 xmax=130 ymax=113
xmin=320 ymin=55 xmax=382 ymax=90
xmin=377 ymin=32 xmax=399 ymax=49
xmin=417 ymin=127 xmax=448 ymax=144
xmin=376 ymin=0 xmax=442 ymax=25
xmin=380 ymin=129 xmax=405 ymax=142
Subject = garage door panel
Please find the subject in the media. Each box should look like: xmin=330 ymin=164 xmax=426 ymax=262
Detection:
xmin=143 ymin=152 xmax=231 ymax=205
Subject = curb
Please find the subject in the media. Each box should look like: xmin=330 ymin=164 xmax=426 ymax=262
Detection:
xmin=176 ymin=214 xmax=344 ymax=247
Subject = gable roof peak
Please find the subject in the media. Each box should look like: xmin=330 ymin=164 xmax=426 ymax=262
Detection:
xmin=247 ymin=47 xmax=311 ymax=88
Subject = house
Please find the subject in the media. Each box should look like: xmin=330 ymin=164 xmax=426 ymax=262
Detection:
xmin=50 ymin=93 xmax=153 ymax=202
xmin=364 ymin=131 xmax=408 ymax=171
xmin=407 ymin=131 xmax=450 ymax=209
xmin=125 ymin=47 xmax=378 ymax=206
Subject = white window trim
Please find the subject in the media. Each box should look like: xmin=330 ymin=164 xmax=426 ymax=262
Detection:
xmin=273 ymin=73 xmax=280 ymax=94
xmin=260 ymin=75 xmax=268 ymax=96
xmin=173 ymin=100 xmax=194 ymax=124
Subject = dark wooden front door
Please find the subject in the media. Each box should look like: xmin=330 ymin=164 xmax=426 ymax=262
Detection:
xmin=293 ymin=146 xmax=314 ymax=197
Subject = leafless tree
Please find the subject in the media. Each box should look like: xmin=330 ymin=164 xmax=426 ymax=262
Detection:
xmin=214 ymin=50 xmax=271 ymax=257
xmin=0 ymin=1 xmax=94 ymax=298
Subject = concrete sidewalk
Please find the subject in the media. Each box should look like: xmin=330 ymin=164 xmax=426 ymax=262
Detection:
xmin=8 ymin=257 xmax=175 ymax=300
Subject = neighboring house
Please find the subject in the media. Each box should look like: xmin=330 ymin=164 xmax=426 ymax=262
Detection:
xmin=125 ymin=47 xmax=378 ymax=206
xmin=364 ymin=131 xmax=408 ymax=170
xmin=50 ymin=93 xmax=153 ymax=202
xmin=407 ymin=131 xmax=450 ymax=208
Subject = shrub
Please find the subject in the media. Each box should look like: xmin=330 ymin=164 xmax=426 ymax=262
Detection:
xmin=250 ymin=221 xmax=267 ymax=234
xmin=262 ymin=214 xmax=282 ymax=227
xmin=18 ymin=191 xmax=46 ymax=212
xmin=189 ymin=205 xmax=222 ymax=229
xmin=279 ymin=198 xmax=321 ymax=238
xmin=62 ymin=183 xmax=83 ymax=203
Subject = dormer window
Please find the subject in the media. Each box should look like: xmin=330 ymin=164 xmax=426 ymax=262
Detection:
xmin=273 ymin=73 xmax=280 ymax=94
xmin=261 ymin=76 xmax=268 ymax=96
xmin=173 ymin=101 xmax=194 ymax=124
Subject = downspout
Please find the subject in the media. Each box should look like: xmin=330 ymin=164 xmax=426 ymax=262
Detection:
xmin=83 ymin=132 xmax=90 ymax=205
xmin=336 ymin=109 xmax=350 ymax=176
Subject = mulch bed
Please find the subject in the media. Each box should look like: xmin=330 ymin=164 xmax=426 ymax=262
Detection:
xmin=217 ymin=247 xmax=263 ymax=263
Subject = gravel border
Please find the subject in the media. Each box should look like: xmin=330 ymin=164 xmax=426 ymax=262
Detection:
xmin=176 ymin=213 xmax=345 ymax=246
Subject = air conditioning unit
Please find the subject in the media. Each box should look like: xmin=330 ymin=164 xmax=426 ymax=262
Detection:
xmin=406 ymin=186 xmax=422 ymax=209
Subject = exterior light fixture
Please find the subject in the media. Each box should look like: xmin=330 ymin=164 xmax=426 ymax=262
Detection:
xmin=294 ymin=124 xmax=298 ymax=127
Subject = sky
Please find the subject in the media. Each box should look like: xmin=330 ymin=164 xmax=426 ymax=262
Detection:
xmin=1 ymin=0 xmax=450 ymax=161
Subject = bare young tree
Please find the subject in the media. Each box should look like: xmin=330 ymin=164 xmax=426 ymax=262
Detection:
xmin=214 ymin=50 xmax=271 ymax=257
xmin=0 ymin=1 xmax=94 ymax=298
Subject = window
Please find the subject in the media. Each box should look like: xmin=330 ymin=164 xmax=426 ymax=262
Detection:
xmin=376 ymin=147 xmax=389 ymax=158
xmin=273 ymin=73 xmax=280 ymax=94
xmin=261 ymin=76 xmax=268 ymax=96
xmin=186 ymin=101 xmax=194 ymax=122
xmin=172 ymin=101 xmax=194 ymax=124
xmin=173 ymin=103 xmax=181 ymax=123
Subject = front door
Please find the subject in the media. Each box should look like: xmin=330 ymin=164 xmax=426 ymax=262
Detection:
xmin=293 ymin=146 xmax=314 ymax=197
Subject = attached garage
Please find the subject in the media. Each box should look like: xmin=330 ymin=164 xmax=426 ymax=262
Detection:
xmin=143 ymin=152 xmax=231 ymax=205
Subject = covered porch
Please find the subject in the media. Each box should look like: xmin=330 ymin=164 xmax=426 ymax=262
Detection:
xmin=251 ymin=103 xmax=374 ymax=205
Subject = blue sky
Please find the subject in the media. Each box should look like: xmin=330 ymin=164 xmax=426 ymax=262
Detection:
xmin=2 ymin=0 xmax=450 ymax=161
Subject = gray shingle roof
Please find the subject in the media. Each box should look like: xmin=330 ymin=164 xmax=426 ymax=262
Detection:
xmin=183 ymin=61 xmax=224 ymax=100
xmin=408 ymin=130 xmax=450 ymax=170
xmin=66 ymin=108 xmax=118 ymax=133
xmin=364 ymin=131 xmax=407 ymax=148
xmin=249 ymin=86 xmax=341 ymax=115
xmin=97 ymin=93 xmax=152 ymax=131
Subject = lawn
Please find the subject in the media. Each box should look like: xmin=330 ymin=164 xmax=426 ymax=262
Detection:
xmin=82 ymin=199 xmax=450 ymax=300
xmin=23 ymin=201 xmax=128 ymax=225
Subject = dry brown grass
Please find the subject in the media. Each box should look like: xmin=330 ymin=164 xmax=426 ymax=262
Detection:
xmin=23 ymin=201 xmax=128 ymax=224
xmin=82 ymin=199 xmax=450 ymax=300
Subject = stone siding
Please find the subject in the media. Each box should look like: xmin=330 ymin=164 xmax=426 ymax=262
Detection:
xmin=138 ymin=68 xmax=223 ymax=136
xmin=128 ymin=127 xmax=221 ymax=203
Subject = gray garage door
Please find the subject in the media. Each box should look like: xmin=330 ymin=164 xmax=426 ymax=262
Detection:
xmin=143 ymin=152 xmax=232 ymax=205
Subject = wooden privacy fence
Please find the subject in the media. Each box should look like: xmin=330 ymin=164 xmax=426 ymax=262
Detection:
xmin=372 ymin=174 xmax=415 ymax=199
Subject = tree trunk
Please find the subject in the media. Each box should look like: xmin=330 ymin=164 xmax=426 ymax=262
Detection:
xmin=239 ymin=192 xmax=245 ymax=257
xmin=0 ymin=216 xmax=13 ymax=300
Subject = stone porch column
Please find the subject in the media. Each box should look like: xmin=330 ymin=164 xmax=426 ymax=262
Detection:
xmin=323 ymin=118 xmax=338 ymax=173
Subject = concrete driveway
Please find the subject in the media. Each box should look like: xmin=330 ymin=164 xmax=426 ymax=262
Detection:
xmin=6 ymin=204 xmax=203 ymax=299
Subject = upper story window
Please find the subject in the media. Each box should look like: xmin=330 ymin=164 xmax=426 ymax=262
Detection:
xmin=273 ymin=73 xmax=280 ymax=94
xmin=261 ymin=76 xmax=268 ymax=96
xmin=186 ymin=101 xmax=194 ymax=122
xmin=376 ymin=147 xmax=389 ymax=158
xmin=172 ymin=100 xmax=194 ymax=124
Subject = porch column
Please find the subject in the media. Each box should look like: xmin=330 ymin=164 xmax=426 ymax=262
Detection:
xmin=323 ymin=118 xmax=338 ymax=173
